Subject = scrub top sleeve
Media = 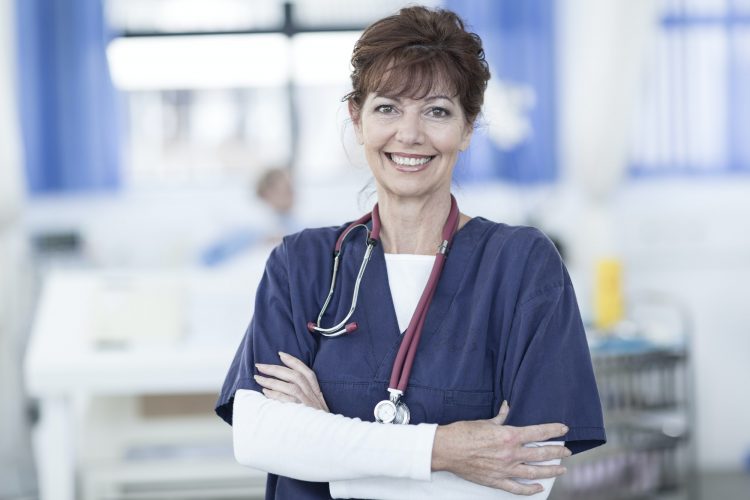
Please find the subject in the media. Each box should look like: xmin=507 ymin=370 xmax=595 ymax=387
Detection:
xmin=502 ymin=269 xmax=606 ymax=454
xmin=215 ymin=241 xmax=314 ymax=425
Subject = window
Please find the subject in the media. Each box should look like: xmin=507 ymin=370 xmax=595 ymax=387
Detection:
xmin=629 ymin=0 xmax=750 ymax=177
xmin=105 ymin=0 xmax=441 ymax=188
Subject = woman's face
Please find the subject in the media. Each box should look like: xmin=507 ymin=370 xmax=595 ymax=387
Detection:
xmin=351 ymin=88 xmax=473 ymax=201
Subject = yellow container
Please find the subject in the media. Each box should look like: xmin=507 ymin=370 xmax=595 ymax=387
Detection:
xmin=594 ymin=258 xmax=624 ymax=330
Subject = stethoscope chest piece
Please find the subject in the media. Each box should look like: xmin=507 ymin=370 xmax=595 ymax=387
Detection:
xmin=374 ymin=390 xmax=410 ymax=424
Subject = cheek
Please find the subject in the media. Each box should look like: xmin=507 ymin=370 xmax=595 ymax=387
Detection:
xmin=426 ymin=122 xmax=470 ymax=154
xmin=361 ymin=128 xmax=389 ymax=152
xmin=437 ymin=134 xmax=466 ymax=155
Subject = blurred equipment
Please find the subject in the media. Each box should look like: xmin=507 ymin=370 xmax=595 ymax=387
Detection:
xmin=551 ymin=292 xmax=697 ymax=500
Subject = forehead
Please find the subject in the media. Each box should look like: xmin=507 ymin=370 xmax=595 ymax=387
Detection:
xmin=365 ymin=57 xmax=460 ymax=103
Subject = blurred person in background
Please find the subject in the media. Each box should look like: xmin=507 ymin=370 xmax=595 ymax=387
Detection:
xmin=255 ymin=167 xmax=296 ymax=238
xmin=200 ymin=167 xmax=298 ymax=267
xmin=216 ymin=6 xmax=605 ymax=499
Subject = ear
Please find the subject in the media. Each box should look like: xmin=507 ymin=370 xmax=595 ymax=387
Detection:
xmin=348 ymin=101 xmax=364 ymax=145
xmin=458 ymin=123 xmax=474 ymax=152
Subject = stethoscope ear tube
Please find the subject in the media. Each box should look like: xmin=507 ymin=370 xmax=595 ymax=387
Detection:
xmin=308 ymin=222 xmax=375 ymax=337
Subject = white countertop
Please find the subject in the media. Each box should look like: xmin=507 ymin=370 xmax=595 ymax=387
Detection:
xmin=24 ymin=264 xmax=265 ymax=398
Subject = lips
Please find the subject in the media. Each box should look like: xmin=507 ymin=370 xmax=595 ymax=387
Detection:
xmin=386 ymin=152 xmax=435 ymax=172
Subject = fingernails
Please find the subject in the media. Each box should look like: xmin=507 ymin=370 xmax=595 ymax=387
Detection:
xmin=560 ymin=466 xmax=568 ymax=474
xmin=501 ymin=400 xmax=509 ymax=409
xmin=278 ymin=351 xmax=289 ymax=358
xmin=561 ymin=425 xmax=569 ymax=434
xmin=564 ymin=448 xmax=572 ymax=457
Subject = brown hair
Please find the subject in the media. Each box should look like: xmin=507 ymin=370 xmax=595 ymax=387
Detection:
xmin=344 ymin=6 xmax=490 ymax=125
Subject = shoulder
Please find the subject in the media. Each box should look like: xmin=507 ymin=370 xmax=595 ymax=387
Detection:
xmin=282 ymin=224 xmax=343 ymax=250
xmin=470 ymin=217 xmax=561 ymax=261
xmin=469 ymin=218 xmax=567 ymax=302
xmin=269 ymin=221 xmax=356 ymax=269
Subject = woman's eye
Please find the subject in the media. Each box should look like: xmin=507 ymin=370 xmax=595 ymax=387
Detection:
xmin=428 ymin=107 xmax=450 ymax=118
xmin=375 ymin=105 xmax=395 ymax=114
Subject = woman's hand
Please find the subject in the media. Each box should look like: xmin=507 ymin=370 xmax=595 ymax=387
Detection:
xmin=432 ymin=401 xmax=571 ymax=496
xmin=254 ymin=352 xmax=330 ymax=412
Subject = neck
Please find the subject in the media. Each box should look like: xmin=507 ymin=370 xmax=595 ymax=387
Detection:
xmin=376 ymin=193 xmax=464 ymax=255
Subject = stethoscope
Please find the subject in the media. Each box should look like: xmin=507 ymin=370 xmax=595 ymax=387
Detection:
xmin=307 ymin=196 xmax=460 ymax=424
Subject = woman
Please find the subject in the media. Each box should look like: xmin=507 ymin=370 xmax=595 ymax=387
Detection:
xmin=217 ymin=6 xmax=605 ymax=499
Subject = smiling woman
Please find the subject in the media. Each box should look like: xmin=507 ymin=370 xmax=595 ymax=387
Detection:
xmin=217 ymin=5 xmax=605 ymax=500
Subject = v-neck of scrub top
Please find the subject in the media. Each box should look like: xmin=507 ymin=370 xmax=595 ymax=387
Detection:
xmin=358 ymin=217 xmax=491 ymax=383
xmin=383 ymin=253 xmax=435 ymax=334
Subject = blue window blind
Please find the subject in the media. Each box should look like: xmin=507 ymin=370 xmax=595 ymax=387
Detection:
xmin=446 ymin=0 xmax=558 ymax=185
xmin=630 ymin=0 xmax=750 ymax=177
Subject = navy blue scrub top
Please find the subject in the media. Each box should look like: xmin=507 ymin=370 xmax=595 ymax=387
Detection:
xmin=216 ymin=217 xmax=606 ymax=499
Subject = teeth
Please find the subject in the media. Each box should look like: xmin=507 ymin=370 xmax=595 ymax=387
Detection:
xmin=390 ymin=154 xmax=431 ymax=166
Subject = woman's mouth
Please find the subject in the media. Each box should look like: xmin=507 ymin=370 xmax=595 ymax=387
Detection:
xmin=386 ymin=153 xmax=435 ymax=172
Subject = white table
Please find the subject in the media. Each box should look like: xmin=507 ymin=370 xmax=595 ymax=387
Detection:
xmin=24 ymin=267 xmax=263 ymax=500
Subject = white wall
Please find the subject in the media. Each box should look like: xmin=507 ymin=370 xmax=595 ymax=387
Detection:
xmin=558 ymin=0 xmax=750 ymax=470
xmin=0 ymin=0 xmax=37 ymax=496
xmin=0 ymin=0 xmax=24 ymax=224
xmin=616 ymin=180 xmax=750 ymax=470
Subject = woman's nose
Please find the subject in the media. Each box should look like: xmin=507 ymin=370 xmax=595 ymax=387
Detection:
xmin=395 ymin=112 xmax=424 ymax=145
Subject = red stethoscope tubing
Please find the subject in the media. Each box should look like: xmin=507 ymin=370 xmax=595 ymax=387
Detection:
xmin=389 ymin=196 xmax=459 ymax=392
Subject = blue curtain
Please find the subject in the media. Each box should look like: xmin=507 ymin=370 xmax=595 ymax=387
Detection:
xmin=15 ymin=0 xmax=120 ymax=194
xmin=446 ymin=0 xmax=557 ymax=184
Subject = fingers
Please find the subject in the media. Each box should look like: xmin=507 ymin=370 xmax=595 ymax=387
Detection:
xmin=512 ymin=464 xmax=567 ymax=481
xmin=278 ymin=352 xmax=319 ymax=391
xmin=495 ymin=479 xmax=544 ymax=496
xmin=278 ymin=352 xmax=329 ymax=412
xmin=491 ymin=400 xmax=510 ymax=425
xmin=255 ymin=355 xmax=330 ymax=412
xmin=256 ymin=363 xmax=314 ymax=393
xmin=489 ymin=400 xmax=567 ymax=443
xmin=262 ymin=388 xmax=297 ymax=403
xmin=516 ymin=423 xmax=569 ymax=443
xmin=520 ymin=445 xmax=571 ymax=463
xmin=254 ymin=374 xmax=316 ymax=407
